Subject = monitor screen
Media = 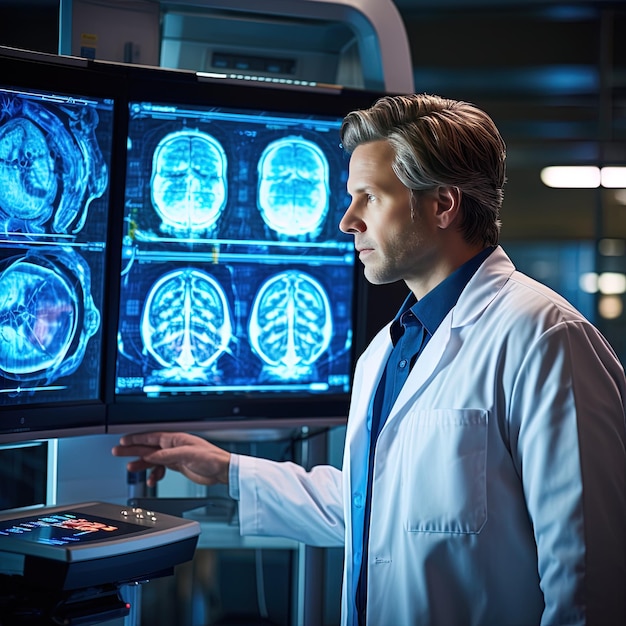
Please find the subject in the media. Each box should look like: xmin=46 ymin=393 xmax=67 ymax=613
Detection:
xmin=0 ymin=52 xmax=115 ymax=441
xmin=109 ymin=77 xmax=369 ymax=430
xmin=0 ymin=509 xmax=145 ymax=547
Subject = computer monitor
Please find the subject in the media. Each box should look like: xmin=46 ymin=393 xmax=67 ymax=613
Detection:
xmin=0 ymin=50 xmax=384 ymax=438
xmin=0 ymin=50 xmax=115 ymax=442
xmin=108 ymin=71 xmax=378 ymax=432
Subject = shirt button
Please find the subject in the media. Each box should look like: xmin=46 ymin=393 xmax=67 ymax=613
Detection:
xmin=399 ymin=359 xmax=407 ymax=368
xmin=353 ymin=493 xmax=364 ymax=508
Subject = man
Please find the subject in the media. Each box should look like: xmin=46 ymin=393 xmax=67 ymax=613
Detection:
xmin=113 ymin=94 xmax=626 ymax=625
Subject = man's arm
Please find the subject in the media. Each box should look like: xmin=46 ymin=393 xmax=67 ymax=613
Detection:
xmin=112 ymin=431 xmax=345 ymax=547
xmin=511 ymin=323 xmax=626 ymax=625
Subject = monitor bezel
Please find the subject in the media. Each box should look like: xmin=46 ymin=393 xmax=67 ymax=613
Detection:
xmin=104 ymin=65 xmax=381 ymax=434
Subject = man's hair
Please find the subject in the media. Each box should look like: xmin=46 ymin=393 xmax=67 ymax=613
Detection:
xmin=340 ymin=93 xmax=505 ymax=246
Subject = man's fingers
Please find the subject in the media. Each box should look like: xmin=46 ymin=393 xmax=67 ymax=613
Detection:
xmin=112 ymin=443 xmax=160 ymax=458
xmin=147 ymin=466 xmax=166 ymax=486
xmin=124 ymin=458 xmax=155 ymax=473
xmin=117 ymin=431 xmax=203 ymax=451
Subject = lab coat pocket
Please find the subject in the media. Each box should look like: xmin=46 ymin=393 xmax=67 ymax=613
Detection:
xmin=402 ymin=408 xmax=487 ymax=534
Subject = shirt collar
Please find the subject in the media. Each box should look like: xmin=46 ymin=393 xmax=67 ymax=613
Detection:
xmin=390 ymin=246 xmax=496 ymax=345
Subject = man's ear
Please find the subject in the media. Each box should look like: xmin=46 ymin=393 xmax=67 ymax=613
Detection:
xmin=435 ymin=186 xmax=462 ymax=230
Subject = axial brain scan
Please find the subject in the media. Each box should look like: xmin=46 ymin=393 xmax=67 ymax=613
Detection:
xmin=0 ymin=249 xmax=100 ymax=384
xmin=150 ymin=129 xmax=227 ymax=236
xmin=249 ymin=270 xmax=332 ymax=378
xmin=257 ymin=136 xmax=329 ymax=238
xmin=0 ymin=117 xmax=57 ymax=226
xmin=0 ymin=98 xmax=108 ymax=235
xmin=141 ymin=268 xmax=233 ymax=374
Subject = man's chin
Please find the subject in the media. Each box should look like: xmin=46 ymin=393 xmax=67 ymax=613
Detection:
xmin=363 ymin=269 xmax=395 ymax=286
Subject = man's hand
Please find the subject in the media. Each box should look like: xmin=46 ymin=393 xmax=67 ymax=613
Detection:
xmin=111 ymin=431 xmax=231 ymax=488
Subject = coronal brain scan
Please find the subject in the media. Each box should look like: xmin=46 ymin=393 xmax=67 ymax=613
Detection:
xmin=150 ymin=129 xmax=227 ymax=236
xmin=248 ymin=270 xmax=332 ymax=379
xmin=0 ymin=248 xmax=100 ymax=386
xmin=257 ymin=136 xmax=330 ymax=238
xmin=140 ymin=268 xmax=233 ymax=378
xmin=0 ymin=96 xmax=108 ymax=236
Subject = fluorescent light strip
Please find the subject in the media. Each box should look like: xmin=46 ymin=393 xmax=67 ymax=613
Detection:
xmin=541 ymin=166 xmax=600 ymax=188
xmin=601 ymin=167 xmax=626 ymax=188
xmin=541 ymin=166 xmax=626 ymax=188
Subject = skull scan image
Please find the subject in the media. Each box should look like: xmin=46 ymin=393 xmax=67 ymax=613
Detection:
xmin=150 ymin=130 xmax=227 ymax=237
xmin=0 ymin=249 xmax=100 ymax=387
xmin=0 ymin=98 xmax=108 ymax=236
xmin=257 ymin=136 xmax=329 ymax=238
xmin=140 ymin=268 xmax=233 ymax=381
xmin=248 ymin=270 xmax=332 ymax=381
xmin=0 ymin=117 xmax=57 ymax=229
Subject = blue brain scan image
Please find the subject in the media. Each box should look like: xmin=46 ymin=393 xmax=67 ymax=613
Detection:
xmin=139 ymin=268 xmax=233 ymax=382
xmin=150 ymin=129 xmax=227 ymax=237
xmin=257 ymin=136 xmax=330 ymax=238
xmin=0 ymin=117 xmax=56 ymax=226
xmin=124 ymin=102 xmax=351 ymax=246
xmin=0 ymin=83 xmax=111 ymax=410
xmin=116 ymin=100 xmax=355 ymax=400
xmin=0 ymin=248 xmax=100 ymax=389
xmin=0 ymin=95 xmax=108 ymax=237
xmin=115 ymin=260 xmax=353 ymax=395
xmin=248 ymin=270 xmax=332 ymax=380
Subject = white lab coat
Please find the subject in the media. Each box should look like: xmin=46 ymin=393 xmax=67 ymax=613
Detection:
xmin=236 ymin=246 xmax=626 ymax=625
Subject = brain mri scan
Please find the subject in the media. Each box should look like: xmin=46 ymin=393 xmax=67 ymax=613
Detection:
xmin=140 ymin=268 xmax=233 ymax=379
xmin=257 ymin=136 xmax=329 ymax=238
xmin=0 ymin=97 xmax=108 ymax=236
xmin=248 ymin=270 xmax=332 ymax=380
xmin=0 ymin=248 xmax=100 ymax=386
xmin=150 ymin=129 xmax=227 ymax=237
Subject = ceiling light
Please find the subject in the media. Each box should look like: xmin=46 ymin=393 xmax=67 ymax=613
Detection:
xmin=540 ymin=166 xmax=601 ymax=188
xmin=579 ymin=271 xmax=626 ymax=294
xmin=597 ymin=272 xmax=626 ymax=295
xmin=598 ymin=295 xmax=623 ymax=320
xmin=541 ymin=166 xmax=626 ymax=188
xmin=601 ymin=167 xmax=626 ymax=188
xmin=579 ymin=272 xmax=598 ymax=293
xmin=598 ymin=238 xmax=626 ymax=256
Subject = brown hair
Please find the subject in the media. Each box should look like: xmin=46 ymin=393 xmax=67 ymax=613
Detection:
xmin=340 ymin=93 xmax=506 ymax=246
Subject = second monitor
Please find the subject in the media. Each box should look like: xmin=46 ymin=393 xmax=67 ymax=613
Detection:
xmin=114 ymin=93 xmax=357 ymax=410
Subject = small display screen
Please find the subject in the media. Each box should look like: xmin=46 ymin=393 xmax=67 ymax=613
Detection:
xmin=0 ymin=510 xmax=144 ymax=547
xmin=0 ymin=83 xmax=113 ymax=407
xmin=115 ymin=100 xmax=355 ymax=400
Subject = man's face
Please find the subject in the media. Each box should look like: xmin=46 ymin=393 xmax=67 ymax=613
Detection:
xmin=340 ymin=140 xmax=439 ymax=289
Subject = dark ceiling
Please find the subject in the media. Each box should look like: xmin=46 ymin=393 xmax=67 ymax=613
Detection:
xmin=0 ymin=0 xmax=624 ymax=240
xmin=394 ymin=1 xmax=626 ymax=240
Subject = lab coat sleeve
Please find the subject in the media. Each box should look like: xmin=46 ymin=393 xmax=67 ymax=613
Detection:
xmin=510 ymin=319 xmax=626 ymax=625
xmin=235 ymin=454 xmax=345 ymax=547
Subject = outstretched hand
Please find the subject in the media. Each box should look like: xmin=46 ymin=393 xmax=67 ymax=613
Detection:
xmin=111 ymin=431 xmax=231 ymax=488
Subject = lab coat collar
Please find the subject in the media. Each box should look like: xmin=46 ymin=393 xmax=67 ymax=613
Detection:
xmin=368 ymin=245 xmax=515 ymax=429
